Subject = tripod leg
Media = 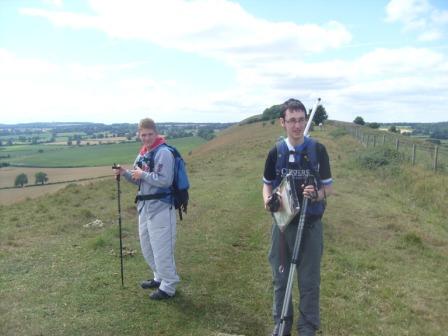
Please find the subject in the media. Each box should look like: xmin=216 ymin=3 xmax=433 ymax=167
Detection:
xmin=278 ymin=199 xmax=308 ymax=335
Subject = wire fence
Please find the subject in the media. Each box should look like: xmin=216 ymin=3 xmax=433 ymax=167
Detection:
xmin=333 ymin=121 xmax=448 ymax=173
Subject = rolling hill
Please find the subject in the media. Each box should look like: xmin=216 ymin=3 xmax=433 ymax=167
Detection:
xmin=1 ymin=121 xmax=447 ymax=335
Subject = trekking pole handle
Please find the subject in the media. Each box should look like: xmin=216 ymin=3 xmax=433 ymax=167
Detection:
xmin=112 ymin=163 xmax=121 ymax=181
xmin=304 ymin=98 xmax=321 ymax=137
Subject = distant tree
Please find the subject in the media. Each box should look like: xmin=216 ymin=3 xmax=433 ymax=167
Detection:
xmin=7 ymin=139 xmax=13 ymax=146
xmin=262 ymin=104 xmax=283 ymax=120
xmin=35 ymin=172 xmax=48 ymax=185
xmin=353 ymin=116 xmax=365 ymax=125
xmin=310 ymin=105 xmax=328 ymax=125
xmin=389 ymin=125 xmax=398 ymax=133
xmin=368 ymin=122 xmax=380 ymax=129
xmin=430 ymin=131 xmax=448 ymax=140
xmin=197 ymin=127 xmax=215 ymax=140
xmin=67 ymin=139 xmax=73 ymax=146
xmin=76 ymin=139 xmax=81 ymax=145
xmin=14 ymin=173 xmax=28 ymax=187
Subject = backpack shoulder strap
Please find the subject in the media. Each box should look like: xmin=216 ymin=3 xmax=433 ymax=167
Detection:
xmin=149 ymin=143 xmax=176 ymax=171
xmin=273 ymin=139 xmax=290 ymax=187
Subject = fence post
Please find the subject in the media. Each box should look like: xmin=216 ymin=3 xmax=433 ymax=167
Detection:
xmin=433 ymin=145 xmax=439 ymax=172
xmin=373 ymin=135 xmax=376 ymax=147
xmin=383 ymin=134 xmax=386 ymax=145
xmin=412 ymin=144 xmax=416 ymax=166
xmin=366 ymin=135 xmax=369 ymax=147
xmin=395 ymin=138 xmax=399 ymax=151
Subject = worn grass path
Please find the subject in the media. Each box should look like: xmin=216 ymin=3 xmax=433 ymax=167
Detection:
xmin=1 ymin=121 xmax=447 ymax=335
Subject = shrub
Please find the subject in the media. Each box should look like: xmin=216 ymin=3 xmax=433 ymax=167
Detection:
xmin=357 ymin=146 xmax=403 ymax=169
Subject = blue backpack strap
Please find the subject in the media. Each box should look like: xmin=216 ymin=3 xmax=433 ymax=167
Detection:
xmin=274 ymin=140 xmax=289 ymax=189
xmin=302 ymin=137 xmax=322 ymax=188
xmin=302 ymin=138 xmax=326 ymax=216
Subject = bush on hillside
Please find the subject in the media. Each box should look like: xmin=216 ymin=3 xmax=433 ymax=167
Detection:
xmin=357 ymin=146 xmax=403 ymax=170
xmin=329 ymin=127 xmax=348 ymax=138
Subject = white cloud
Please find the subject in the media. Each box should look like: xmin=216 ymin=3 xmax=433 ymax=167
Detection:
xmin=385 ymin=0 xmax=448 ymax=41
xmin=3 ymin=1 xmax=447 ymax=124
xmin=386 ymin=0 xmax=431 ymax=28
xmin=21 ymin=0 xmax=352 ymax=61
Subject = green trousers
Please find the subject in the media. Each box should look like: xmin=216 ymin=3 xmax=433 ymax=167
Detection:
xmin=268 ymin=217 xmax=323 ymax=335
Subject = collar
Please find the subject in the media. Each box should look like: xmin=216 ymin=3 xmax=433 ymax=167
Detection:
xmin=139 ymin=135 xmax=166 ymax=155
xmin=285 ymin=137 xmax=308 ymax=153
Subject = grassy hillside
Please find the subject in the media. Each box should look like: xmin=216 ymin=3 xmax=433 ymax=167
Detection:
xmin=0 ymin=122 xmax=447 ymax=335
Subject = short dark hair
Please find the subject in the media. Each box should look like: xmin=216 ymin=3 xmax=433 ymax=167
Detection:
xmin=280 ymin=98 xmax=307 ymax=119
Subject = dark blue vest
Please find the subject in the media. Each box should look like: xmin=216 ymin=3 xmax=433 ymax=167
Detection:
xmin=273 ymin=137 xmax=325 ymax=217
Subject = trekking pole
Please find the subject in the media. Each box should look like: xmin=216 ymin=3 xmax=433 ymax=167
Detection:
xmin=278 ymin=98 xmax=320 ymax=336
xmin=112 ymin=164 xmax=124 ymax=287
xmin=278 ymin=197 xmax=309 ymax=336
xmin=304 ymin=97 xmax=321 ymax=136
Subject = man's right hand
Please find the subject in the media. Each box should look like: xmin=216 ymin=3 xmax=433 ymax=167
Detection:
xmin=112 ymin=164 xmax=124 ymax=177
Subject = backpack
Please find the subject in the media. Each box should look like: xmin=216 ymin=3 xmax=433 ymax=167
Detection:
xmin=143 ymin=144 xmax=190 ymax=220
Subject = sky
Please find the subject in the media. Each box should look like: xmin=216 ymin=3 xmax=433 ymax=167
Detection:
xmin=0 ymin=0 xmax=447 ymax=124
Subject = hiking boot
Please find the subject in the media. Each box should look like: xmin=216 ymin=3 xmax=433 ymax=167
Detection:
xmin=150 ymin=289 xmax=173 ymax=300
xmin=140 ymin=279 xmax=161 ymax=289
xmin=298 ymin=328 xmax=316 ymax=336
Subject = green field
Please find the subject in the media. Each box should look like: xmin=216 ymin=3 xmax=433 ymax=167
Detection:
xmin=1 ymin=122 xmax=447 ymax=335
xmin=1 ymin=136 xmax=206 ymax=167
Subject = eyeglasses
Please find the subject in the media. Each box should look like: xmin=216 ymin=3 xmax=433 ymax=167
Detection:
xmin=284 ymin=118 xmax=306 ymax=125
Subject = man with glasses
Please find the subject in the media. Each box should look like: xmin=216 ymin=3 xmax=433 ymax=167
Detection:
xmin=262 ymin=98 xmax=333 ymax=336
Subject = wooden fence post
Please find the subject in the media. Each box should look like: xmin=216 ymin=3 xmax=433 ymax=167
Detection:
xmin=412 ymin=144 xmax=416 ymax=166
xmin=373 ymin=135 xmax=376 ymax=147
xmin=383 ymin=134 xmax=386 ymax=145
xmin=396 ymin=138 xmax=399 ymax=151
xmin=433 ymin=145 xmax=439 ymax=172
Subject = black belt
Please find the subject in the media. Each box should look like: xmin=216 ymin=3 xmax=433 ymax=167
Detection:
xmin=135 ymin=193 xmax=170 ymax=204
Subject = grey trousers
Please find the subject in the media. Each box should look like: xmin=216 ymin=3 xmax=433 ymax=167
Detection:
xmin=138 ymin=204 xmax=180 ymax=295
xmin=268 ymin=217 xmax=323 ymax=335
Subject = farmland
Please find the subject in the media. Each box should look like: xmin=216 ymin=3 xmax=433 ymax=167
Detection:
xmin=0 ymin=136 xmax=206 ymax=204
xmin=0 ymin=136 xmax=205 ymax=167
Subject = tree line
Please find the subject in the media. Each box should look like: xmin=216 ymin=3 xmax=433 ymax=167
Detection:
xmin=14 ymin=172 xmax=48 ymax=187
xmin=353 ymin=117 xmax=448 ymax=140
